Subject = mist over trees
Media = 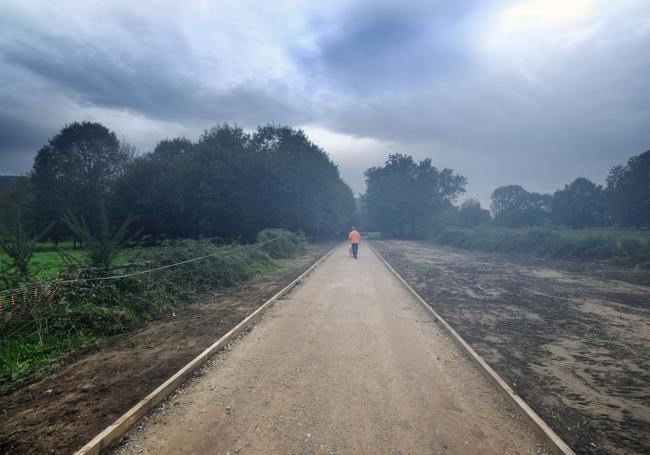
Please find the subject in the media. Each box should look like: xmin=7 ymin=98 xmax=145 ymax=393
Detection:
xmin=552 ymin=178 xmax=605 ymax=229
xmin=605 ymin=150 xmax=650 ymax=228
xmin=363 ymin=154 xmax=466 ymax=236
xmin=458 ymin=199 xmax=491 ymax=227
xmin=490 ymin=185 xmax=552 ymax=227
xmin=1 ymin=119 xmax=648 ymax=244
xmin=360 ymin=149 xmax=649 ymax=237
xmin=9 ymin=122 xmax=356 ymax=242
xmin=485 ymin=151 xmax=649 ymax=230
xmin=114 ymin=124 xmax=356 ymax=239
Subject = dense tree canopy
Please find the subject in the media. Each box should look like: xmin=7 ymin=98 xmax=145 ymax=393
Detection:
xmin=30 ymin=122 xmax=128 ymax=238
xmin=113 ymin=125 xmax=355 ymax=239
xmin=552 ymin=178 xmax=604 ymax=229
xmin=458 ymin=199 xmax=491 ymax=227
xmin=605 ymin=150 xmax=650 ymax=227
xmin=0 ymin=176 xmax=30 ymax=227
xmin=364 ymin=154 xmax=466 ymax=236
xmin=491 ymin=185 xmax=551 ymax=227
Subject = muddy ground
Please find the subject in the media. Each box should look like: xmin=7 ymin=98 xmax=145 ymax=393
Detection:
xmin=0 ymin=242 xmax=336 ymax=455
xmin=372 ymin=240 xmax=649 ymax=455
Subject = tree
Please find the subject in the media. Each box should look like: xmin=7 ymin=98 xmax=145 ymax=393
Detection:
xmin=552 ymin=178 xmax=604 ymax=229
xmin=112 ymin=137 xmax=194 ymax=238
xmin=31 ymin=122 xmax=129 ymax=238
xmin=250 ymin=125 xmax=356 ymax=237
xmin=364 ymin=154 xmax=466 ymax=236
xmin=459 ymin=199 xmax=491 ymax=227
xmin=0 ymin=213 xmax=52 ymax=280
xmin=491 ymin=185 xmax=551 ymax=227
xmin=0 ymin=176 xmax=31 ymax=228
xmin=112 ymin=125 xmax=356 ymax=239
xmin=605 ymin=150 xmax=650 ymax=227
xmin=61 ymin=208 xmax=141 ymax=271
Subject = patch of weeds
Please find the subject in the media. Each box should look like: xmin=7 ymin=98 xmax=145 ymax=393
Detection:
xmin=413 ymin=262 xmax=441 ymax=275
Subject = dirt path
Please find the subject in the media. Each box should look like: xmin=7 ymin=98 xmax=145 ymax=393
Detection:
xmin=116 ymin=243 xmax=546 ymax=455
xmin=372 ymin=240 xmax=650 ymax=455
xmin=0 ymin=243 xmax=335 ymax=455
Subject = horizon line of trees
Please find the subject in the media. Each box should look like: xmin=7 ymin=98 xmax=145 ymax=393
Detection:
xmin=1 ymin=121 xmax=357 ymax=243
xmin=361 ymin=150 xmax=650 ymax=236
xmin=488 ymin=150 xmax=649 ymax=229
xmin=2 ymin=121 xmax=648 ymax=242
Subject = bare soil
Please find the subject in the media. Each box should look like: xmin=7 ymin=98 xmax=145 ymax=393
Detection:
xmin=372 ymin=240 xmax=650 ymax=455
xmin=115 ymin=243 xmax=545 ymax=455
xmin=0 ymin=243 xmax=336 ymax=455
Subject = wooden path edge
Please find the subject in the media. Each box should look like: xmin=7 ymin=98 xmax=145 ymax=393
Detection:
xmin=369 ymin=242 xmax=575 ymax=455
xmin=74 ymin=242 xmax=342 ymax=455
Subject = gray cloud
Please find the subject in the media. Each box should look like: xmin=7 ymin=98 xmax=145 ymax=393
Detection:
xmin=295 ymin=1 xmax=476 ymax=95
xmin=0 ymin=112 xmax=54 ymax=174
xmin=0 ymin=0 xmax=649 ymax=204
xmin=1 ymin=34 xmax=304 ymax=127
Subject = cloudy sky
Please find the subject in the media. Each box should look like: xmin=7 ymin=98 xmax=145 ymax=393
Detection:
xmin=1 ymin=0 xmax=649 ymax=204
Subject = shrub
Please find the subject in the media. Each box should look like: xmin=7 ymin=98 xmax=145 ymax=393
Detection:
xmin=61 ymin=209 xmax=141 ymax=271
xmin=561 ymin=237 xmax=616 ymax=260
xmin=0 ymin=215 xmax=53 ymax=280
xmin=256 ymin=229 xmax=306 ymax=258
xmin=618 ymin=238 xmax=650 ymax=261
xmin=0 ymin=237 xmax=279 ymax=387
xmin=431 ymin=226 xmax=649 ymax=263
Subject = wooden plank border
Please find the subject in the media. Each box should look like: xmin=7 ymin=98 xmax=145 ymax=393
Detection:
xmin=369 ymin=242 xmax=575 ymax=455
xmin=75 ymin=242 xmax=343 ymax=455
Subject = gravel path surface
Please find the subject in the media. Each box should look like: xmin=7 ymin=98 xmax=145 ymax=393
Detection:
xmin=115 ymin=243 xmax=547 ymax=455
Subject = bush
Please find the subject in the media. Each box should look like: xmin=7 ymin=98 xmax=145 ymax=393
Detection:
xmin=256 ymin=229 xmax=306 ymax=259
xmin=0 ymin=237 xmax=279 ymax=387
xmin=561 ymin=237 xmax=616 ymax=260
xmin=431 ymin=227 xmax=649 ymax=263
xmin=618 ymin=238 xmax=650 ymax=262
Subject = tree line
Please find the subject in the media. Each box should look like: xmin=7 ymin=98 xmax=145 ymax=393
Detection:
xmin=362 ymin=150 xmax=650 ymax=236
xmin=3 ymin=121 xmax=357 ymax=242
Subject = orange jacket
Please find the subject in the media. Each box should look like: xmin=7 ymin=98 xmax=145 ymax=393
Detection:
xmin=349 ymin=230 xmax=360 ymax=244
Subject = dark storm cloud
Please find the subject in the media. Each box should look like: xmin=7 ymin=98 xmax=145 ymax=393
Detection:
xmin=2 ymin=35 xmax=303 ymax=126
xmin=0 ymin=113 xmax=50 ymax=151
xmin=295 ymin=1 xmax=475 ymax=94
xmin=0 ymin=0 xmax=649 ymax=202
xmin=0 ymin=113 xmax=53 ymax=174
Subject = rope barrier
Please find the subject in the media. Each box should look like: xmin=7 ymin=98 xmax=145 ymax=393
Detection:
xmin=0 ymin=237 xmax=285 ymax=297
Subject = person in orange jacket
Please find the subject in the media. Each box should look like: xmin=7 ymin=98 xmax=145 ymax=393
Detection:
xmin=349 ymin=227 xmax=361 ymax=259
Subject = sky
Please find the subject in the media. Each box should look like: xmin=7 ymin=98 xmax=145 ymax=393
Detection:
xmin=1 ymin=0 xmax=649 ymax=206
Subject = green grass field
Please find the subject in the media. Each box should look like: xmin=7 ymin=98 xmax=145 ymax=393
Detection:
xmin=0 ymin=242 xmax=142 ymax=281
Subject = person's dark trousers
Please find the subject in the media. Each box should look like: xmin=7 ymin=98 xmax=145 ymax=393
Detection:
xmin=351 ymin=243 xmax=359 ymax=259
